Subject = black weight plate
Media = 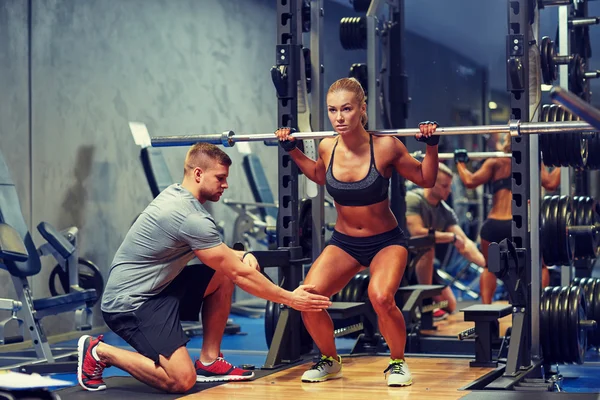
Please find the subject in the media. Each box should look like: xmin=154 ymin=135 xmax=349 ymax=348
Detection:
xmin=564 ymin=200 xmax=573 ymax=264
xmin=358 ymin=272 xmax=370 ymax=301
xmin=544 ymin=196 xmax=558 ymax=265
xmin=550 ymin=287 xmax=562 ymax=363
xmin=586 ymin=278 xmax=597 ymax=346
xmin=541 ymin=196 xmax=553 ymax=265
xmin=592 ymin=279 xmax=600 ymax=347
xmin=572 ymin=286 xmax=587 ymax=364
xmin=540 ymin=37 xmax=551 ymax=84
xmin=342 ymin=274 xmax=358 ymax=302
xmin=548 ymin=196 xmax=561 ymax=265
xmin=556 ymin=286 xmax=569 ymax=363
xmin=567 ymin=285 xmax=578 ymax=363
xmin=548 ymin=37 xmax=558 ymax=82
xmin=265 ymin=300 xmax=276 ymax=347
xmin=557 ymin=196 xmax=570 ymax=265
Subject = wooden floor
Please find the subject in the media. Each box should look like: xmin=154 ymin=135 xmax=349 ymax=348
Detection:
xmin=182 ymin=356 xmax=493 ymax=400
xmin=182 ymin=307 xmax=513 ymax=400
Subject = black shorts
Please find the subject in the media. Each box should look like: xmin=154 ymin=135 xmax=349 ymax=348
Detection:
xmin=103 ymin=264 xmax=215 ymax=364
xmin=480 ymin=218 xmax=512 ymax=244
xmin=328 ymin=226 xmax=408 ymax=267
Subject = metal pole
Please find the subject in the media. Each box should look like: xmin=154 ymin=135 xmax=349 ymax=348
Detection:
xmin=145 ymin=120 xmax=597 ymax=147
xmin=310 ymin=0 xmax=325 ymax=263
xmin=366 ymin=0 xmax=382 ymax=130
xmin=558 ymin=4 xmax=572 ymax=287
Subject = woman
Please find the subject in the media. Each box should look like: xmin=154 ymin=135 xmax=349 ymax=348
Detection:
xmin=454 ymin=134 xmax=551 ymax=304
xmin=275 ymin=77 xmax=439 ymax=387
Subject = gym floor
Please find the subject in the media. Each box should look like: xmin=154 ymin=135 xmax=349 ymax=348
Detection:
xmin=39 ymin=309 xmax=600 ymax=399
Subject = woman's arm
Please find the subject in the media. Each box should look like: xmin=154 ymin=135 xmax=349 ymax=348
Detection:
xmin=392 ymin=139 xmax=438 ymax=188
xmin=275 ymin=128 xmax=327 ymax=185
xmin=456 ymin=159 xmax=495 ymax=189
xmin=286 ymin=146 xmax=327 ymax=185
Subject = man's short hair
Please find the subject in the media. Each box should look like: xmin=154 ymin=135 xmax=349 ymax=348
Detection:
xmin=184 ymin=142 xmax=232 ymax=175
xmin=438 ymin=162 xmax=453 ymax=178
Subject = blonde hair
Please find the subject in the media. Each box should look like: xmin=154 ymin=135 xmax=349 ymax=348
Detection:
xmin=438 ymin=162 xmax=454 ymax=178
xmin=184 ymin=142 xmax=232 ymax=176
xmin=327 ymin=77 xmax=368 ymax=127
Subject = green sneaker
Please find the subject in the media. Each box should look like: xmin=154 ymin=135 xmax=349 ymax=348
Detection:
xmin=301 ymin=355 xmax=343 ymax=382
xmin=384 ymin=359 xmax=412 ymax=387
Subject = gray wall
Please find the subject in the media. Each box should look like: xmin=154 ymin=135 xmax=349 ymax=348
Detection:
xmin=0 ymin=0 xmax=29 ymax=311
xmin=0 ymin=0 xmax=486 ymax=337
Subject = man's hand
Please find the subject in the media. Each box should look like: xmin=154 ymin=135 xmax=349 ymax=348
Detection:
xmin=288 ymin=284 xmax=332 ymax=312
xmin=454 ymin=234 xmax=466 ymax=252
xmin=242 ymin=253 xmax=260 ymax=271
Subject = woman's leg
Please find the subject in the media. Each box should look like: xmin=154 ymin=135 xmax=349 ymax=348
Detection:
xmin=480 ymin=239 xmax=497 ymax=304
xmin=368 ymin=245 xmax=408 ymax=360
xmin=301 ymin=245 xmax=362 ymax=358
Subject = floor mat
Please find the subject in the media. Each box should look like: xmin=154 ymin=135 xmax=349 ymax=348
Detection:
xmin=54 ymin=363 xmax=299 ymax=399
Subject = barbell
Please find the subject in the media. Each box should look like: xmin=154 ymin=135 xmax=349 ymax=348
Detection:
xmin=130 ymin=120 xmax=596 ymax=148
xmin=411 ymin=150 xmax=510 ymax=161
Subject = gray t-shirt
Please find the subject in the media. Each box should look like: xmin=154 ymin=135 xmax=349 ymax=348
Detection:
xmin=101 ymin=184 xmax=222 ymax=313
xmin=406 ymin=188 xmax=459 ymax=232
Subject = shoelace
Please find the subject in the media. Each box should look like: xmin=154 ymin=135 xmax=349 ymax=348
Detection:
xmin=311 ymin=356 xmax=334 ymax=371
xmin=87 ymin=364 xmax=104 ymax=380
xmin=216 ymin=357 xmax=233 ymax=367
xmin=383 ymin=362 xmax=405 ymax=376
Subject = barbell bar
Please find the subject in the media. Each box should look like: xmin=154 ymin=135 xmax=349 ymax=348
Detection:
xmin=136 ymin=119 xmax=596 ymax=148
xmin=411 ymin=151 xmax=511 ymax=161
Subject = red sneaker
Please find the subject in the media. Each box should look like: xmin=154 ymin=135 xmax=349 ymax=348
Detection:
xmin=195 ymin=356 xmax=254 ymax=382
xmin=433 ymin=309 xmax=449 ymax=322
xmin=77 ymin=335 xmax=107 ymax=391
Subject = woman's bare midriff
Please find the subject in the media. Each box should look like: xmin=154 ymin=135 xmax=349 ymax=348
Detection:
xmin=487 ymin=158 xmax=512 ymax=220
xmin=333 ymin=199 xmax=398 ymax=236
xmin=487 ymin=189 xmax=512 ymax=220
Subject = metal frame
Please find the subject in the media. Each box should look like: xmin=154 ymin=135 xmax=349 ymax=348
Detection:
xmin=263 ymin=0 xmax=305 ymax=370
xmin=477 ymin=0 xmax=544 ymax=389
xmin=309 ymin=0 xmax=325 ymax=264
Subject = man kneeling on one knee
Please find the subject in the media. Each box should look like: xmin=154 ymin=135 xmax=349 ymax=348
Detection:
xmin=405 ymin=163 xmax=485 ymax=321
xmin=76 ymin=143 xmax=331 ymax=394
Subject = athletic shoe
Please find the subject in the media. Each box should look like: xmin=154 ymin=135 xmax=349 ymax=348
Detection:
xmin=195 ymin=356 xmax=254 ymax=382
xmin=384 ymin=359 xmax=412 ymax=387
xmin=77 ymin=335 xmax=107 ymax=391
xmin=433 ymin=308 xmax=449 ymax=322
xmin=301 ymin=355 xmax=343 ymax=382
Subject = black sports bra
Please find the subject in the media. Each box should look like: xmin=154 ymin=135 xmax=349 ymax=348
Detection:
xmin=325 ymin=136 xmax=389 ymax=207
xmin=491 ymin=177 xmax=511 ymax=194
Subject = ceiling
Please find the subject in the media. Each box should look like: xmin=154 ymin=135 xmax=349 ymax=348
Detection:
xmin=332 ymin=0 xmax=600 ymax=100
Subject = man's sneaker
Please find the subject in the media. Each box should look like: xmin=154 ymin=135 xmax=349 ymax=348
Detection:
xmin=195 ymin=356 xmax=254 ymax=382
xmin=384 ymin=359 xmax=412 ymax=387
xmin=433 ymin=308 xmax=449 ymax=322
xmin=77 ymin=335 xmax=107 ymax=391
xmin=301 ymin=355 xmax=342 ymax=382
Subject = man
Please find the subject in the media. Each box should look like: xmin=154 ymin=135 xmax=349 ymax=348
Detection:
xmin=405 ymin=163 xmax=485 ymax=320
xmin=77 ymin=143 xmax=331 ymax=394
